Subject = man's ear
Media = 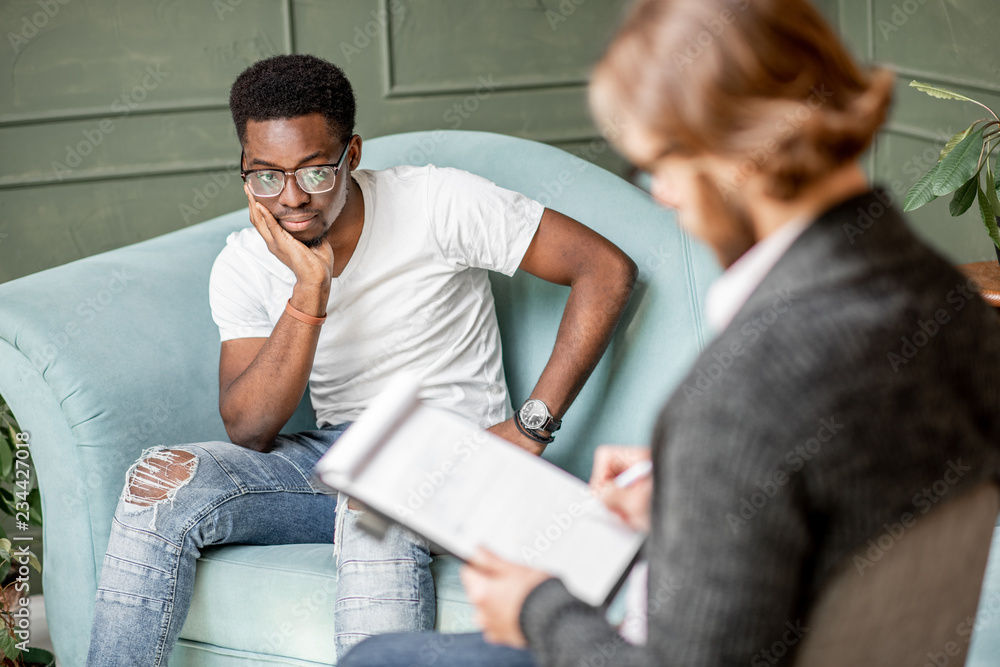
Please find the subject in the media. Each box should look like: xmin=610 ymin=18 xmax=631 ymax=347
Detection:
xmin=347 ymin=135 xmax=363 ymax=171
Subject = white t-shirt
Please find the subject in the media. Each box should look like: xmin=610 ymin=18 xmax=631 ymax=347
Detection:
xmin=209 ymin=165 xmax=544 ymax=429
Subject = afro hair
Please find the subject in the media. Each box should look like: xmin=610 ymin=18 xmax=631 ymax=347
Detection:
xmin=229 ymin=54 xmax=356 ymax=145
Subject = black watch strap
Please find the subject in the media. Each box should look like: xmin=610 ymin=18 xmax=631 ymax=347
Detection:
xmin=544 ymin=414 xmax=562 ymax=432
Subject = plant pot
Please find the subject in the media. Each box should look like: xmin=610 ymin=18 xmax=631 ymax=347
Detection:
xmin=20 ymin=647 xmax=54 ymax=667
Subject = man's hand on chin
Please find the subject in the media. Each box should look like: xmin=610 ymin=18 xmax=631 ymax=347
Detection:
xmin=488 ymin=418 xmax=547 ymax=456
xmin=245 ymin=184 xmax=335 ymax=294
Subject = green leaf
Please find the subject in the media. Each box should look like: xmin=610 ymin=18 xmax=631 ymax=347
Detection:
xmin=950 ymin=176 xmax=979 ymax=216
xmin=941 ymin=125 xmax=977 ymax=161
xmin=27 ymin=553 xmax=40 ymax=573
xmin=933 ymin=126 xmax=986 ymax=196
xmin=904 ymin=162 xmax=942 ymax=211
xmin=977 ymin=183 xmax=1000 ymax=249
xmin=993 ymin=153 xmax=1000 ymax=198
xmin=910 ymin=81 xmax=986 ymax=106
xmin=0 ymin=440 xmax=13 ymax=483
xmin=0 ymin=489 xmax=15 ymax=518
xmin=993 ymin=153 xmax=1000 ymax=197
xmin=0 ymin=625 xmax=19 ymax=660
xmin=986 ymin=169 xmax=1000 ymax=236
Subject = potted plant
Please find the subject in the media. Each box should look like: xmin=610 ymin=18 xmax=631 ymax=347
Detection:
xmin=0 ymin=399 xmax=50 ymax=667
xmin=903 ymin=81 xmax=1000 ymax=265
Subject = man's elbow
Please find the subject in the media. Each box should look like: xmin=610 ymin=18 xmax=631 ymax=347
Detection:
xmin=606 ymin=247 xmax=638 ymax=304
xmin=227 ymin=428 xmax=274 ymax=453
xmin=620 ymin=252 xmax=639 ymax=294
xmin=220 ymin=404 xmax=274 ymax=452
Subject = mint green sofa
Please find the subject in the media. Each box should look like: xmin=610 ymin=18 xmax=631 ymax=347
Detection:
xmin=2 ymin=130 xmax=998 ymax=666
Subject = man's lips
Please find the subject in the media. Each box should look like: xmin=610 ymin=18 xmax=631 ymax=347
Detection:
xmin=278 ymin=214 xmax=317 ymax=231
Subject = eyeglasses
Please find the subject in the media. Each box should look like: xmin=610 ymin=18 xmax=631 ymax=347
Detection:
xmin=240 ymin=142 xmax=350 ymax=197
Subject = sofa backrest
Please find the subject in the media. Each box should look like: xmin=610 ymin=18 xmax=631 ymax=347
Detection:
xmin=0 ymin=130 xmax=718 ymax=663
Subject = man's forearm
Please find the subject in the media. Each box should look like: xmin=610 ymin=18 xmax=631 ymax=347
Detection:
xmin=220 ymin=288 xmax=327 ymax=451
xmin=528 ymin=256 xmax=636 ymax=420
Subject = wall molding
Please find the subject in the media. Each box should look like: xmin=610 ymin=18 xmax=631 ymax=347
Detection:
xmin=282 ymin=0 xmax=295 ymax=54
xmin=882 ymin=122 xmax=954 ymax=144
xmin=0 ymin=100 xmax=230 ymax=128
xmin=383 ymin=78 xmax=588 ymax=99
xmin=0 ymin=159 xmax=239 ymax=190
xmin=377 ymin=0 xmax=588 ymax=99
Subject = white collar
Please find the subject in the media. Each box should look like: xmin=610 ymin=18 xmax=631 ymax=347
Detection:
xmin=705 ymin=217 xmax=812 ymax=333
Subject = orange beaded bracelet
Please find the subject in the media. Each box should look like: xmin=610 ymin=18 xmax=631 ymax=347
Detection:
xmin=285 ymin=299 xmax=327 ymax=326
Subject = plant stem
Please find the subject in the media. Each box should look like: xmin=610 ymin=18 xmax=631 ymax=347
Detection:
xmin=972 ymin=100 xmax=1000 ymax=122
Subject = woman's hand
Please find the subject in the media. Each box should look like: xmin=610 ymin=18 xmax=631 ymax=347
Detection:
xmin=460 ymin=548 xmax=552 ymax=648
xmin=590 ymin=445 xmax=654 ymax=533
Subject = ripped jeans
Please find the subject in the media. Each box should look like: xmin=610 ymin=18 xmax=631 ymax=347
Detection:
xmin=86 ymin=425 xmax=436 ymax=666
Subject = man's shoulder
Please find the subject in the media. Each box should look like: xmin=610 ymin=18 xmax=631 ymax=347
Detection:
xmin=357 ymin=163 xmax=503 ymax=223
xmin=356 ymin=164 xmax=433 ymax=186
xmin=355 ymin=165 xmax=433 ymax=210
xmin=358 ymin=163 xmax=479 ymax=191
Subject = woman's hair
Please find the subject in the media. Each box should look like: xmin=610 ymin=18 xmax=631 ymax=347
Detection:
xmin=591 ymin=0 xmax=894 ymax=199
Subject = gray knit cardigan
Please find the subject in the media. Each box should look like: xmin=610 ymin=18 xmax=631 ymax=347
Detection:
xmin=520 ymin=190 xmax=1000 ymax=666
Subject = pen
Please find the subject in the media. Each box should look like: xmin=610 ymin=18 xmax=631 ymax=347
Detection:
xmin=614 ymin=460 xmax=653 ymax=488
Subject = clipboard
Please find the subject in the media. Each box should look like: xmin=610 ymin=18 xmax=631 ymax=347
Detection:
xmin=313 ymin=373 xmax=645 ymax=608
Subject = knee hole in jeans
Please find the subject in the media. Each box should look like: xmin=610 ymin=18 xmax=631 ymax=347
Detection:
xmin=122 ymin=448 xmax=198 ymax=509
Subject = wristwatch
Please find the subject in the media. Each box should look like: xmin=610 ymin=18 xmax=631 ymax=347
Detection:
xmin=517 ymin=399 xmax=562 ymax=436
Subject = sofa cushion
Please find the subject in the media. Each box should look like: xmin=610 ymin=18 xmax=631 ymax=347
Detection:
xmin=178 ymin=545 xmax=473 ymax=664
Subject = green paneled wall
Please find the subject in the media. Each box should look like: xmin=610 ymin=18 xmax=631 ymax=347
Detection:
xmin=0 ymin=0 xmax=630 ymax=283
xmin=2 ymin=0 xmax=999 ymax=283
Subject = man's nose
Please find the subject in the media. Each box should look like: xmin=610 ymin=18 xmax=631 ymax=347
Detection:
xmin=278 ymin=173 xmax=310 ymax=208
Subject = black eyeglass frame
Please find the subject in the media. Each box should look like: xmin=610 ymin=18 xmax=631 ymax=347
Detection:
xmin=240 ymin=141 xmax=351 ymax=197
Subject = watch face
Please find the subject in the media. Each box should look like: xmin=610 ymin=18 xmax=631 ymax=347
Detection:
xmin=520 ymin=399 xmax=548 ymax=430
